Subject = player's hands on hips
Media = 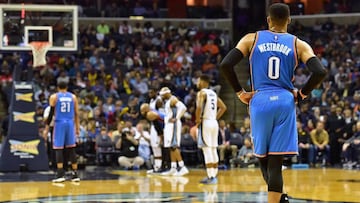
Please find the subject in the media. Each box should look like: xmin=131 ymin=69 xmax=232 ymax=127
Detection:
xmin=168 ymin=118 xmax=176 ymax=123
xmin=236 ymin=89 xmax=254 ymax=105
xmin=195 ymin=119 xmax=201 ymax=127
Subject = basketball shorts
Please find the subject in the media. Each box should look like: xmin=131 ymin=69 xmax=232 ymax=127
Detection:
xmin=150 ymin=124 xmax=162 ymax=148
xmin=163 ymin=121 xmax=181 ymax=148
xmin=53 ymin=119 xmax=76 ymax=149
xmin=249 ymin=89 xmax=298 ymax=157
xmin=198 ymin=119 xmax=219 ymax=148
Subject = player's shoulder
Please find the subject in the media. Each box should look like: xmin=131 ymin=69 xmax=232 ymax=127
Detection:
xmin=241 ymin=33 xmax=257 ymax=42
xmin=49 ymin=93 xmax=57 ymax=99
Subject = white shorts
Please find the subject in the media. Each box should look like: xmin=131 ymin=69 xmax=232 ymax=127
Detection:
xmin=198 ymin=119 xmax=219 ymax=148
xmin=163 ymin=121 xmax=181 ymax=148
xmin=150 ymin=124 xmax=161 ymax=148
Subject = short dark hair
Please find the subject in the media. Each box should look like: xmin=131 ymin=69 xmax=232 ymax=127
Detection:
xmin=268 ymin=3 xmax=290 ymax=24
xmin=57 ymin=81 xmax=68 ymax=89
xmin=200 ymin=74 xmax=211 ymax=83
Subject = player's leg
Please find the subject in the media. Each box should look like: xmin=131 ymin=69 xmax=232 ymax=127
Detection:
xmin=174 ymin=121 xmax=188 ymax=176
xmin=268 ymin=90 xmax=297 ymax=203
xmin=65 ymin=121 xmax=80 ymax=182
xmin=250 ymin=92 xmax=278 ymax=201
xmin=205 ymin=120 xmax=219 ymax=181
xmin=150 ymin=126 xmax=162 ymax=173
xmin=161 ymin=124 xmax=177 ymax=175
xmin=151 ymin=146 xmax=162 ymax=172
xmin=267 ymin=155 xmax=284 ymax=203
xmin=52 ymin=121 xmax=66 ymax=182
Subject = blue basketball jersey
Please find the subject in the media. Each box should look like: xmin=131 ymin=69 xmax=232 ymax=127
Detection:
xmin=55 ymin=92 xmax=75 ymax=121
xmin=249 ymin=30 xmax=298 ymax=91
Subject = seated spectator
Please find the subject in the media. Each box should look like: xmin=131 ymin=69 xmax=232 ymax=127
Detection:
xmin=230 ymin=137 xmax=257 ymax=168
xmin=342 ymin=121 xmax=360 ymax=169
xmin=297 ymin=120 xmax=315 ymax=165
xmin=96 ymin=127 xmax=114 ymax=165
xmin=134 ymin=122 xmax=151 ymax=169
xmin=310 ymin=121 xmax=331 ymax=166
xmin=116 ymin=131 xmax=144 ymax=170
xmin=218 ymin=120 xmax=238 ymax=168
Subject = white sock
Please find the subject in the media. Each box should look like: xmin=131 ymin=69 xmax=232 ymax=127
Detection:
xmin=171 ymin=162 xmax=177 ymax=169
xmin=213 ymin=167 xmax=218 ymax=178
xmin=178 ymin=160 xmax=184 ymax=167
xmin=206 ymin=168 xmax=212 ymax=178
xmin=154 ymin=159 xmax=162 ymax=171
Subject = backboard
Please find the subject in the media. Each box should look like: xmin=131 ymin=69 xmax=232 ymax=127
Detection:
xmin=0 ymin=4 xmax=78 ymax=51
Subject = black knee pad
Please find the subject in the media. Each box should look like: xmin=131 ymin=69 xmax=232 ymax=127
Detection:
xmin=267 ymin=155 xmax=284 ymax=193
xmin=55 ymin=149 xmax=64 ymax=164
xmin=267 ymin=166 xmax=283 ymax=193
xmin=67 ymin=147 xmax=77 ymax=164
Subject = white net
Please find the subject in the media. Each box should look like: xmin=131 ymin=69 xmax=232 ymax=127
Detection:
xmin=29 ymin=41 xmax=51 ymax=67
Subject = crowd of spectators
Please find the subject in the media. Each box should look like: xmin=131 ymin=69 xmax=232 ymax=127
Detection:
xmin=1 ymin=14 xmax=360 ymax=170
xmin=0 ymin=19 xmax=228 ymax=169
xmin=289 ymin=18 xmax=360 ymax=168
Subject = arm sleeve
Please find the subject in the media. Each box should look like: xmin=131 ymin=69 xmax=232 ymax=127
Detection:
xmin=175 ymin=101 xmax=187 ymax=120
xmin=219 ymin=48 xmax=244 ymax=92
xmin=301 ymin=57 xmax=328 ymax=95
xmin=46 ymin=106 xmax=55 ymax=125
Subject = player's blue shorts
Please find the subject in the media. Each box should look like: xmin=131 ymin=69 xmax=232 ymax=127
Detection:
xmin=249 ymin=89 xmax=298 ymax=157
xmin=52 ymin=119 xmax=76 ymax=149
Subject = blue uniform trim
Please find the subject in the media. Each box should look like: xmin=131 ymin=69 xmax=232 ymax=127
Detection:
xmin=171 ymin=107 xmax=178 ymax=147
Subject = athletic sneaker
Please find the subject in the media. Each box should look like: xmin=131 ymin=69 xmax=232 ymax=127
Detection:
xmin=70 ymin=171 xmax=80 ymax=182
xmin=174 ymin=166 xmax=189 ymax=176
xmin=199 ymin=177 xmax=211 ymax=184
xmin=161 ymin=168 xmax=177 ymax=176
xmin=280 ymin=193 xmax=289 ymax=203
xmin=52 ymin=170 xmax=66 ymax=183
xmin=200 ymin=177 xmax=217 ymax=184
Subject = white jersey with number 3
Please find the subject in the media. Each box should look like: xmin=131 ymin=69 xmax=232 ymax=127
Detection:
xmin=201 ymin=89 xmax=217 ymax=120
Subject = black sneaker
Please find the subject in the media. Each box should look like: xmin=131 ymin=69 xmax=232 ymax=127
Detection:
xmin=52 ymin=170 xmax=65 ymax=183
xmin=71 ymin=171 xmax=80 ymax=182
xmin=280 ymin=193 xmax=289 ymax=203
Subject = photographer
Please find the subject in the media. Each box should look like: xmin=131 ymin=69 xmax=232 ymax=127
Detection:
xmin=116 ymin=130 xmax=144 ymax=170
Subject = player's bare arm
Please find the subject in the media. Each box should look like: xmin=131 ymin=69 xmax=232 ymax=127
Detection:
xmin=195 ymin=90 xmax=206 ymax=125
xmin=235 ymin=33 xmax=256 ymax=56
xmin=146 ymin=111 xmax=160 ymax=121
xmin=216 ymin=97 xmax=227 ymax=120
xmin=73 ymin=94 xmax=80 ymax=136
xmin=220 ymin=33 xmax=256 ymax=104
xmin=169 ymin=97 xmax=187 ymax=123
xmin=296 ymin=38 xmax=328 ymax=98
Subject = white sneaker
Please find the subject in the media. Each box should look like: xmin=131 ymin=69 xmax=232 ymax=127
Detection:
xmin=174 ymin=166 xmax=189 ymax=176
xmin=161 ymin=168 xmax=177 ymax=176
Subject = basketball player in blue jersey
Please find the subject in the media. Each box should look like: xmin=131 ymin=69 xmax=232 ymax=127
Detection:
xmin=140 ymin=103 xmax=165 ymax=173
xmin=43 ymin=81 xmax=80 ymax=183
xmin=196 ymin=74 xmax=227 ymax=184
xmin=220 ymin=3 xmax=327 ymax=203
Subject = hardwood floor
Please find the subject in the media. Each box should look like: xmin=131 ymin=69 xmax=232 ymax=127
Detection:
xmin=0 ymin=167 xmax=359 ymax=202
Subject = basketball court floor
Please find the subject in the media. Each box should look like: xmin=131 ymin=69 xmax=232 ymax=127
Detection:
xmin=0 ymin=166 xmax=359 ymax=202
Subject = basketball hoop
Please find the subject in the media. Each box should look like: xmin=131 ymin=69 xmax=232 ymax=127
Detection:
xmin=29 ymin=41 xmax=51 ymax=68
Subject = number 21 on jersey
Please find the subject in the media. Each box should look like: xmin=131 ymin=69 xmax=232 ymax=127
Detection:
xmin=60 ymin=102 xmax=71 ymax=112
